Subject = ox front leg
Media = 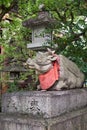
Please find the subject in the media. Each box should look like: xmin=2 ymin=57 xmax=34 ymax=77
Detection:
xmin=37 ymin=84 xmax=41 ymax=90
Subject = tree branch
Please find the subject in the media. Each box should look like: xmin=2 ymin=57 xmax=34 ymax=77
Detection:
xmin=55 ymin=8 xmax=65 ymax=21
xmin=67 ymin=28 xmax=86 ymax=43
xmin=0 ymin=1 xmax=17 ymax=22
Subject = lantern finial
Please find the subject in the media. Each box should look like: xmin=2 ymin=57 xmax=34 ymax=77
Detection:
xmin=39 ymin=4 xmax=45 ymax=11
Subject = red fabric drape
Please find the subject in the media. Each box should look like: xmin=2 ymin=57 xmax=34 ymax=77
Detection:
xmin=39 ymin=60 xmax=59 ymax=90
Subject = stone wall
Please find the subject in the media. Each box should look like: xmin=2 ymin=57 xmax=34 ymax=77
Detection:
xmin=0 ymin=88 xmax=87 ymax=130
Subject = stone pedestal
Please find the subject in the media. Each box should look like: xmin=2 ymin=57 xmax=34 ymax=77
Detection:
xmin=0 ymin=106 xmax=87 ymax=130
xmin=0 ymin=88 xmax=87 ymax=130
xmin=2 ymin=88 xmax=87 ymax=118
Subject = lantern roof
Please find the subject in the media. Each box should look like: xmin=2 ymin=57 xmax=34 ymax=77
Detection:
xmin=23 ymin=11 xmax=56 ymax=28
xmin=0 ymin=63 xmax=27 ymax=72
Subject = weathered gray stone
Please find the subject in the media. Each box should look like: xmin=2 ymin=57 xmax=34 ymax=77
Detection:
xmin=0 ymin=106 xmax=87 ymax=130
xmin=23 ymin=10 xmax=55 ymax=50
xmin=2 ymin=88 xmax=87 ymax=118
xmin=25 ymin=49 xmax=84 ymax=90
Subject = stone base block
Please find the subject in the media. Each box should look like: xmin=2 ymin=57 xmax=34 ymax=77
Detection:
xmin=2 ymin=88 xmax=87 ymax=118
xmin=0 ymin=107 xmax=87 ymax=130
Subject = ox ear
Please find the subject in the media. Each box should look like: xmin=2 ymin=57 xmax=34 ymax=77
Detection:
xmin=47 ymin=48 xmax=55 ymax=54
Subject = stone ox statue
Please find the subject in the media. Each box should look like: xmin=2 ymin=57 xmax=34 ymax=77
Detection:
xmin=25 ymin=49 xmax=84 ymax=90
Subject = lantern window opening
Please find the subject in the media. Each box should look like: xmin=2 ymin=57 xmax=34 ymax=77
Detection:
xmin=10 ymin=71 xmax=20 ymax=80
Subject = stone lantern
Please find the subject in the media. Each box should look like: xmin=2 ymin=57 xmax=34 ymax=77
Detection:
xmin=1 ymin=62 xmax=27 ymax=80
xmin=23 ymin=5 xmax=56 ymax=50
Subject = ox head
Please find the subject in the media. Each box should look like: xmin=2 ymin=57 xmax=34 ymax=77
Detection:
xmin=24 ymin=48 xmax=58 ymax=74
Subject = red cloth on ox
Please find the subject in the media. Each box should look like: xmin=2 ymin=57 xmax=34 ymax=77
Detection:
xmin=39 ymin=60 xmax=59 ymax=90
